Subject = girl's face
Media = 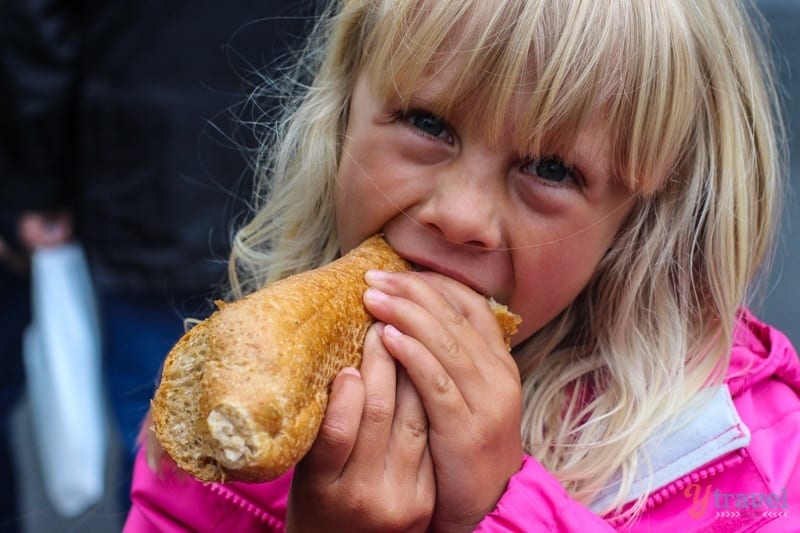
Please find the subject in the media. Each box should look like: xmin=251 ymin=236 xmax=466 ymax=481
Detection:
xmin=335 ymin=69 xmax=636 ymax=344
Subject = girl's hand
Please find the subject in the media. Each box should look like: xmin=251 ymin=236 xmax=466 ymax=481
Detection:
xmin=285 ymin=322 xmax=435 ymax=533
xmin=363 ymin=270 xmax=524 ymax=533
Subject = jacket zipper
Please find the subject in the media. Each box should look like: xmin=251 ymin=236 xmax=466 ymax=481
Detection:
xmin=206 ymin=482 xmax=286 ymax=531
xmin=606 ymin=448 xmax=747 ymax=528
xmin=645 ymin=449 xmax=747 ymax=510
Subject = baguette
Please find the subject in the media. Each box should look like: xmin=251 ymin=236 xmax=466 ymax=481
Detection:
xmin=152 ymin=235 xmax=520 ymax=483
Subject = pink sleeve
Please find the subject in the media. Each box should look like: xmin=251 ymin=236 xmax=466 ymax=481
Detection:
xmin=123 ymin=445 xmax=217 ymax=532
xmin=123 ymin=444 xmax=289 ymax=532
xmin=474 ymin=455 xmax=615 ymax=532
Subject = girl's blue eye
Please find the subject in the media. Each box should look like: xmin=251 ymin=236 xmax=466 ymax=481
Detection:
xmin=408 ymin=111 xmax=447 ymax=138
xmin=525 ymin=157 xmax=576 ymax=184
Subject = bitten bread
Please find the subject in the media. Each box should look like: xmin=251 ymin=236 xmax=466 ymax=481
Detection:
xmin=152 ymin=235 xmax=520 ymax=483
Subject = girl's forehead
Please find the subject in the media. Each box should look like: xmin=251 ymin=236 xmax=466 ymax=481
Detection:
xmin=365 ymin=41 xmax=606 ymax=167
xmin=358 ymin=0 xmax=699 ymax=195
xmin=364 ymin=4 xmax=616 ymax=154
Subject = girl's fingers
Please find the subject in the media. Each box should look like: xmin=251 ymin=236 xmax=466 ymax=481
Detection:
xmin=300 ymin=323 xmax=401 ymax=481
xmin=366 ymin=271 xmax=508 ymax=365
xmin=363 ymin=277 xmax=487 ymax=391
xmin=359 ymin=272 xmax=523 ymax=532
xmin=363 ymin=270 xmax=519 ymax=414
xmin=386 ymin=367 xmax=436 ymax=517
xmin=413 ymin=271 xmax=520 ymax=378
xmin=414 ymin=271 xmax=514 ymax=357
xmin=302 ymin=366 xmax=365 ymax=480
xmin=378 ymin=323 xmax=466 ymax=423
xmin=345 ymin=321 xmax=397 ymax=471
xmin=386 ymin=366 xmax=429 ymax=473
xmin=417 ymin=442 xmax=436 ymax=504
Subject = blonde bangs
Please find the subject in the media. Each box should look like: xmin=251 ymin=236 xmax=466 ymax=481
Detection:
xmin=354 ymin=0 xmax=703 ymax=194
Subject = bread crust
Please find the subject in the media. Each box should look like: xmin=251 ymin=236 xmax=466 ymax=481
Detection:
xmin=152 ymin=235 xmax=520 ymax=483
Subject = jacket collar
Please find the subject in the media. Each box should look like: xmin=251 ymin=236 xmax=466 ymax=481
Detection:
xmin=588 ymin=384 xmax=750 ymax=512
xmin=589 ymin=308 xmax=799 ymax=512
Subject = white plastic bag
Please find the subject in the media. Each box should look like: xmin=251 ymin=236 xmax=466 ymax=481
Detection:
xmin=22 ymin=243 xmax=107 ymax=517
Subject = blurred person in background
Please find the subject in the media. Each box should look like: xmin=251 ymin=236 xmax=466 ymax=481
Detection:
xmin=0 ymin=239 xmax=31 ymax=532
xmin=0 ymin=213 xmax=72 ymax=530
xmin=0 ymin=0 xmax=318 ymax=522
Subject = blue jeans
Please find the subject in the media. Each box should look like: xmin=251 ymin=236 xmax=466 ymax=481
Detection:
xmin=102 ymin=291 xmax=212 ymax=510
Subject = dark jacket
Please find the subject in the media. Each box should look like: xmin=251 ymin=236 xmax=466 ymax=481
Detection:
xmin=0 ymin=0 xmax=316 ymax=293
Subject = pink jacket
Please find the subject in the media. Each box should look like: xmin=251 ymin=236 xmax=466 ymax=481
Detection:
xmin=125 ymin=309 xmax=800 ymax=531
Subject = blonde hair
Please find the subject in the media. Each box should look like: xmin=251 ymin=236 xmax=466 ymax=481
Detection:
xmin=231 ymin=0 xmax=784 ymax=520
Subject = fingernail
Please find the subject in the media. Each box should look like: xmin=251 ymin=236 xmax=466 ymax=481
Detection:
xmin=383 ymin=324 xmax=402 ymax=339
xmin=332 ymin=367 xmax=361 ymax=392
xmin=339 ymin=367 xmax=361 ymax=378
xmin=365 ymin=269 xmax=390 ymax=285
xmin=363 ymin=287 xmax=388 ymax=303
xmin=372 ymin=321 xmax=385 ymax=335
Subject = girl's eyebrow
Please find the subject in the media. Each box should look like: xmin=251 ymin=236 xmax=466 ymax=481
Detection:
xmin=395 ymin=87 xmax=440 ymax=110
xmin=385 ymin=65 xmax=455 ymax=108
xmin=581 ymin=152 xmax=633 ymax=193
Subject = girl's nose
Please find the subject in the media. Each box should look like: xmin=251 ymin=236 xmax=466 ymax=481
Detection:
xmin=416 ymin=166 xmax=503 ymax=250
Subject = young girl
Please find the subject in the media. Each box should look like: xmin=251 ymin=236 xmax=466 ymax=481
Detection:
xmin=125 ymin=0 xmax=799 ymax=531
